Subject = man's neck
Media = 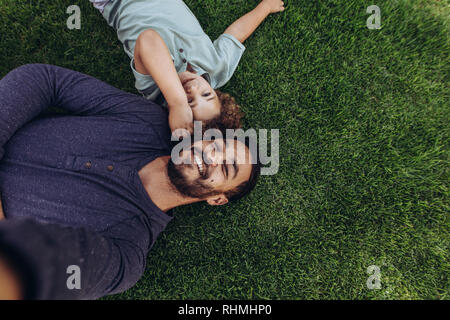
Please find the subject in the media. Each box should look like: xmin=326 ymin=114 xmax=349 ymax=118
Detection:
xmin=138 ymin=156 xmax=199 ymax=212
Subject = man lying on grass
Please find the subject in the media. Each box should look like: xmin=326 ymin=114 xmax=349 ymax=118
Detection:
xmin=91 ymin=0 xmax=284 ymax=135
xmin=0 ymin=64 xmax=260 ymax=300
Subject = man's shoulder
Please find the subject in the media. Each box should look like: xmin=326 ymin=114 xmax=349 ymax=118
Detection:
xmin=127 ymin=104 xmax=169 ymax=128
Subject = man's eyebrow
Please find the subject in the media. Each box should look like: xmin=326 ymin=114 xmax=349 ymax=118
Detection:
xmin=222 ymin=162 xmax=228 ymax=178
xmin=232 ymin=161 xmax=239 ymax=179
xmin=229 ymin=141 xmax=239 ymax=179
xmin=223 ymin=139 xmax=239 ymax=179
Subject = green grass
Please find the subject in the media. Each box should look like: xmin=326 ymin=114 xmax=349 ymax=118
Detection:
xmin=0 ymin=0 xmax=448 ymax=299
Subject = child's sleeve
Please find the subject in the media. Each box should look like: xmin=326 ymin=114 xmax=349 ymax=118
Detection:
xmin=212 ymin=33 xmax=246 ymax=88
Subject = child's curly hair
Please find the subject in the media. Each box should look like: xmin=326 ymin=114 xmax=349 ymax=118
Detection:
xmin=202 ymin=90 xmax=244 ymax=134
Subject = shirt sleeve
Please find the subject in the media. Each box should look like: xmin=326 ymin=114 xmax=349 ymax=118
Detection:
xmin=89 ymin=0 xmax=110 ymax=13
xmin=212 ymin=33 xmax=246 ymax=88
xmin=0 ymin=217 xmax=149 ymax=299
xmin=0 ymin=63 xmax=155 ymax=160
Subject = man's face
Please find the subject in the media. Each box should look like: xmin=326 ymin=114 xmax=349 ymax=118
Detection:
xmin=178 ymin=71 xmax=221 ymax=121
xmin=168 ymin=138 xmax=253 ymax=203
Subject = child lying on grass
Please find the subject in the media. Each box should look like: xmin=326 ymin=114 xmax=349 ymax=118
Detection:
xmin=91 ymin=0 xmax=285 ymax=135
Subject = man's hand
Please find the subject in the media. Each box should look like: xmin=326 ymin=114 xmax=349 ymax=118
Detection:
xmin=0 ymin=255 xmax=23 ymax=299
xmin=0 ymin=198 xmax=5 ymax=220
xmin=261 ymin=0 xmax=285 ymax=14
xmin=168 ymin=104 xmax=194 ymax=139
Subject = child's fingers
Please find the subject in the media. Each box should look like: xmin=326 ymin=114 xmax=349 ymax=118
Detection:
xmin=272 ymin=0 xmax=285 ymax=13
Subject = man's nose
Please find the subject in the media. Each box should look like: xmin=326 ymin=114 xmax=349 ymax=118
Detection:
xmin=205 ymin=148 xmax=224 ymax=167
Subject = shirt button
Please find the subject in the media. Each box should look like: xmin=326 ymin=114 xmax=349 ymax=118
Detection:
xmin=179 ymin=48 xmax=184 ymax=53
xmin=85 ymin=161 xmax=92 ymax=169
xmin=107 ymin=165 xmax=114 ymax=172
xmin=182 ymin=59 xmax=187 ymax=63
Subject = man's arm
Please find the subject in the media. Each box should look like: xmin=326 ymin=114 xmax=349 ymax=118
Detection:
xmin=0 ymin=198 xmax=4 ymax=220
xmin=0 ymin=252 xmax=23 ymax=299
xmin=0 ymin=64 xmax=154 ymax=160
xmin=134 ymin=29 xmax=193 ymax=136
xmin=0 ymin=218 xmax=148 ymax=299
xmin=223 ymin=0 xmax=285 ymax=43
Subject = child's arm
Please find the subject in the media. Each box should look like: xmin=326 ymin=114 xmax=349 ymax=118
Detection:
xmin=134 ymin=29 xmax=193 ymax=136
xmin=223 ymin=0 xmax=285 ymax=43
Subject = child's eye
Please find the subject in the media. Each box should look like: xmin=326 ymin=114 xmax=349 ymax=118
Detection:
xmin=202 ymin=92 xmax=211 ymax=97
xmin=188 ymin=98 xmax=193 ymax=103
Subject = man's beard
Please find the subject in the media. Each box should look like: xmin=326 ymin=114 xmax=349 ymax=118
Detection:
xmin=167 ymin=158 xmax=219 ymax=199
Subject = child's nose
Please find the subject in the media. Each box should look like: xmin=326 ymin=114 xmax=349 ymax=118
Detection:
xmin=186 ymin=80 xmax=199 ymax=92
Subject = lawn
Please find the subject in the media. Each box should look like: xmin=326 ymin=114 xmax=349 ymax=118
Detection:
xmin=0 ymin=0 xmax=448 ymax=299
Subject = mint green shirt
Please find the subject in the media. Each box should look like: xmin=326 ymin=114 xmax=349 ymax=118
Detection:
xmin=101 ymin=0 xmax=246 ymax=101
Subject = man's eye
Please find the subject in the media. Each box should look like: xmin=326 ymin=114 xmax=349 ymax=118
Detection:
xmin=202 ymin=92 xmax=211 ymax=97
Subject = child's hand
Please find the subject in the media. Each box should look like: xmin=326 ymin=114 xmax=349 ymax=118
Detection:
xmin=261 ymin=0 xmax=285 ymax=14
xmin=168 ymin=104 xmax=194 ymax=139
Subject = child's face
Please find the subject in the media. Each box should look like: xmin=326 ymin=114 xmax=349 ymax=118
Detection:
xmin=178 ymin=71 xmax=221 ymax=121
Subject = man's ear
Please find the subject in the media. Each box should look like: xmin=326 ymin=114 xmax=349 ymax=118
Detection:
xmin=206 ymin=194 xmax=228 ymax=206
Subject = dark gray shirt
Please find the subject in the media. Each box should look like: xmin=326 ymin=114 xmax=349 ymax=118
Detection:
xmin=0 ymin=64 xmax=174 ymax=299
